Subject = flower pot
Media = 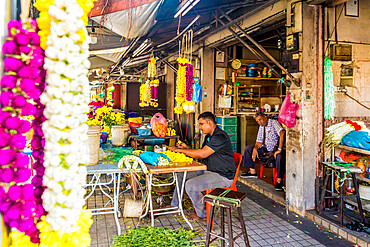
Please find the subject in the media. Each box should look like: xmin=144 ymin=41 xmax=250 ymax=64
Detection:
xmin=111 ymin=124 xmax=130 ymax=146
xmin=87 ymin=126 xmax=101 ymax=166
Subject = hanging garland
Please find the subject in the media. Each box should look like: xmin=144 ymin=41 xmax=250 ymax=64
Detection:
xmin=0 ymin=19 xmax=46 ymax=243
xmin=106 ymin=85 xmax=114 ymax=106
xmin=174 ymin=57 xmax=193 ymax=114
xmin=150 ymin=79 xmax=159 ymax=107
xmin=139 ymin=79 xmax=151 ymax=107
xmin=324 ymin=57 xmax=335 ymax=120
xmin=8 ymin=0 xmax=96 ymax=245
xmin=148 ymin=58 xmax=156 ymax=78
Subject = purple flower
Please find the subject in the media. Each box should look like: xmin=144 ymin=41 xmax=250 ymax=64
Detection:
xmin=13 ymin=153 xmax=30 ymax=168
xmin=1 ymin=75 xmax=17 ymax=89
xmin=22 ymin=202 xmax=36 ymax=218
xmin=4 ymin=57 xmax=22 ymax=72
xmin=0 ymin=149 xmax=16 ymax=166
xmin=0 ymin=111 xmax=11 ymax=125
xmin=18 ymin=65 xmax=32 ymax=78
xmin=32 ymin=46 xmax=43 ymax=55
xmin=0 ymin=91 xmax=14 ymax=107
xmin=21 ymin=184 xmax=34 ymax=201
xmin=19 ymin=78 xmax=35 ymax=92
xmin=29 ymin=53 xmax=43 ymax=68
xmin=1 ymin=168 xmax=14 ymax=182
xmin=19 ymin=218 xmax=34 ymax=231
xmin=19 ymin=45 xmax=32 ymax=55
xmin=29 ymin=32 xmax=40 ymax=45
xmin=14 ymin=32 xmax=30 ymax=46
xmin=12 ymin=95 xmax=27 ymax=108
xmin=35 ymin=204 xmax=45 ymax=217
xmin=7 ymin=20 xmax=21 ymax=36
xmin=34 ymin=187 xmax=44 ymax=199
xmin=0 ymin=201 xmax=11 ymax=213
xmin=21 ymin=103 xmax=37 ymax=116
xmin=5 ymin=116 xmax=20 ymax=130
xmin=9 ymin=134 xmax=26 ymax=150
xmin=2 ymin=40 xmax=18 ymax=55
xmin=14 ymin=168 xmax=31 ymax=183
xmin=8 ymin=185 xmax=22 ymax=201
xmin=7 ymin=219 xmax=19 ymax=228
xmin=18 ymin=120 xmax=31 ymax=134
xmin=32 ymin=175 xmax=43 ymax=188
xmin=27 ymin=89 xmax=42 ymax=100
xmin=0 ymin=186 xmax=5 ymax=202
xmin=0 ymin=131 xmax=11 ymax=148
xmin=7 ymin=204 xmax=21 ymax=219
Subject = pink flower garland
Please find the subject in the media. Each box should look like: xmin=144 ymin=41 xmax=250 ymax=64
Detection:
xmin=185 ymin=64 xmax=194 ymax=101
xmin=0 ymin=19 xmax=46 ymax=243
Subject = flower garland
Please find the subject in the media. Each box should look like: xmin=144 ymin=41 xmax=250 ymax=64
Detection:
xmin=148 ymin=58 xmax=156 ymax=78
xmin=150 ymin=79 xmax=159 ymax=107
xmin=174 ymin=57 xmax=194 ymax=114
xmin=35 ymin=2 xmax=94 ymax=245
xmin=106 ymin=85 xmax=114 ymax=106
xmin=139 ymin=79 xmax=151 ymax=107
xmin=0 ymin=19 xmax=46 ymax=243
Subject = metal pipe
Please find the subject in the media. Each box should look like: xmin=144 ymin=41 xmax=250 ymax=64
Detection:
xmin=218 ymin=7 xmax=299 ymax=86
xmin=162 ymin=60 xmax=178 ymax=74
xmin=217 ymin=18 xmax=281 ymax=78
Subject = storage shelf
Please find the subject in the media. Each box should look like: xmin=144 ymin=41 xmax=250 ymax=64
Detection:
xmin=236 ymin=77 xmax=279 ymax=80
xmin=337 ymin=145 xmax=370 ymax=155
xmin=344 ymin=195 xmax=370 ymax=212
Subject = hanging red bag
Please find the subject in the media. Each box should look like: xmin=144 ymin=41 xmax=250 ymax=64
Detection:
xmin=151 ymin=113 xmax=168 ymax=138
xmin=278 ymin=93 xmax=299 ymax=128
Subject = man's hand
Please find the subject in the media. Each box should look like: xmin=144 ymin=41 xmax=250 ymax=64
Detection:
xmin=252 ymin=148 xmax=259 ymax=161
xmin=176 ymin=142 xmax=188 ymax=149
xmin=274 ymin=150 xmax=281 ymax=159
xmin=168 ymin=146 xmax=179 ymax=152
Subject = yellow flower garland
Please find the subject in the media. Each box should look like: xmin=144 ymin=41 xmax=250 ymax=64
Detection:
xmin=175 ymin=57 xmax=191 ymax=114
xmin=139 ymin=79 xmax=151 ymax=107
xmin=10 ymin=211 xmax=93 ymax=247
xmin=148 ymin=58 xmax=156 ymax=78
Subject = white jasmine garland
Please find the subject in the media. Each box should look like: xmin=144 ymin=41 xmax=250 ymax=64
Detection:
xmin=41 ymin=0 xmax=91 ymax=232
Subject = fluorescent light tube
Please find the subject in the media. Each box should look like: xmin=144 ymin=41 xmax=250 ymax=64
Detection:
xmin=174 ymin=0 xmax=192 ymax=18
xmin=90 ymin=47 xmax=128 ymax=55
xmin=181 ymin=0 xmax=200 ymax=17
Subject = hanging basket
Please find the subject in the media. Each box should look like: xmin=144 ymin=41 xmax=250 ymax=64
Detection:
xmin=111 ymin=124 xmax=130 ymax=146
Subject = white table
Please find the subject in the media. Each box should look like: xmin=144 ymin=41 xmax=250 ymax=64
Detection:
xmin=140 ymin=161 xmax=207 ymax=230
xmin=85 ymin=161 xmax=142 ymax=235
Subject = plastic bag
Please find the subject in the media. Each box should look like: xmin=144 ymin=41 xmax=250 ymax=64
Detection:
xmin=341 ymin=131 xmax=370 ymax=151
xmin=278 ymin=93 xmax=299 ymax=128
xmin=192 ymin=77 xmax=202 ymax=103
xmin=139 ymin=152 xmax=169 ymax=166
xmin=151 ymin=113 xmax=167 ymax=138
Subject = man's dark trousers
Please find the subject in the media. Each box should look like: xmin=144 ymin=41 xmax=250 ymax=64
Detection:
xmin=242 ymin=145 xmax=285 ymax=178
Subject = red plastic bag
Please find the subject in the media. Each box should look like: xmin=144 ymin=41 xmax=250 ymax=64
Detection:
xmin=151 ymin=113 xmax=167 ymax=138
xmin=278 ymin=93 xmax=299 ymax=128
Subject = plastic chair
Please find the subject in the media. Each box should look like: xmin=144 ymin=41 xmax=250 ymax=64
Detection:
xmin=205 ymin=152 xmax=242 ymax=229
xmin=259 ymin=165 xmax=277 ymax=184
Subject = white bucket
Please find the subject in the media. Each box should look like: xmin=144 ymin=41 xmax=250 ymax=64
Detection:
xmin=87 ymin=126 xmax=101 ymax=166
xmin=111 ymin=124 xmax=130 ymax=146
xmin=123 ymin=198 xmax=144 ymax=217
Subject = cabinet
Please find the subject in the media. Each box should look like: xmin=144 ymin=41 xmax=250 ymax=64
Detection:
xmin=231 ymin=76 xmax=284 ymax=114
xmin=216 ymin=116 xmax=238 ymax=152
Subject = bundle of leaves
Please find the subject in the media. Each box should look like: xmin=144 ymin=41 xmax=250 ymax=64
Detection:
xmin=106 ymin=148 xmax=133 ymax=162
xmin=111 ymin=226 xmax=202 ymax=247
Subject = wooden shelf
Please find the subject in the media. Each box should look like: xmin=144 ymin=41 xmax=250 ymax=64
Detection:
xmin=236 ymin=77 xmax=279 ymax=80
xmin=344 ymin=195 xmax=370 ymax=212
xmin=337 ymin=145 xmax=370 ymax=155
xmin=237 ymin=85 xmax=262 ymax=88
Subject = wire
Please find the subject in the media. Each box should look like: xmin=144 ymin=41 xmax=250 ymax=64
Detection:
xmin=343 ymin=92 xmax=370 ymax=111
xmin=324 ymin=4 xmax=345 ymax=55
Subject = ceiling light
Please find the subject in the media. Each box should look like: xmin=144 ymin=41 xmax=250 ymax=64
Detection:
xmin=174 ymin=0 xmax=200 ymax=18
xmin=90 ymin=47 xmax=128 ymax=55
xmin=132 ymin=39 xmax=152 ymax=57
xmin=121 ymin=58 xmax=131 ymax=67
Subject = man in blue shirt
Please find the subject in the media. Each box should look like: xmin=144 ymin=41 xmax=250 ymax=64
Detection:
xmin=241 ymin=112 xmax=286 ymax=190
xmin=168 ymin=112 xmax=235 ymax=220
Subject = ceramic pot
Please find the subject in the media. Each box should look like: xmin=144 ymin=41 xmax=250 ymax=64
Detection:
xmin=87 ymin=125 xmax=101 ymax=166
xmin=111 ymin=124 xmax=130 ymax=146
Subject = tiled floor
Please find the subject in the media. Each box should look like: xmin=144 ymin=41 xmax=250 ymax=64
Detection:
xmin=86 ymin=176 xmax=352 ymax=247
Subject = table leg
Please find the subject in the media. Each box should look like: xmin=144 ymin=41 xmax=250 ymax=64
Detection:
xmin=175 ymin=171 xmax=193 ymax=230
xmin=113 ymin=173 xmax=121 ymax=235
xmin=352 ymin=173 xmax=367 ymax=224
xmin=339 ymin=172 xmax=344 ymax=226
xmin=140 ymin=174 xmax=151 ymax=219
xmin=148 ymin=174 xmax=155 ymax=227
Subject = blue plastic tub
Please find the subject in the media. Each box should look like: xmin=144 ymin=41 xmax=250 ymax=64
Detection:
xmin=137 ymin=126 xmax=152 ymax=136
xmin=101 ymin=132 xmax=109 ymax=143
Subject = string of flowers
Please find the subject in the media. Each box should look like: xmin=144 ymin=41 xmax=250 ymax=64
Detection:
xmin=7 ymin=0 xmax=95 ymax=246
xmin=139 ymin=79 xmax=150 ymax=107
xmin=183 ymin=64 xmax=194 ymax=114
xmin=0 ymin=19 xmax=46 ymax=243
xmin=148 ymin=58 xmax=156 ymax=78
xmin=150 ymin=79 xmax=159 ymax=107
xmin=106 ymin=85 xmax=114 ymax=106
xmin=175 ymin=57 xmax=194 ymax=114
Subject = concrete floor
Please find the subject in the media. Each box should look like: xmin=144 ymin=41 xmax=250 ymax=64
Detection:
xmin=86 ymin=174 xmax=353 ymax=247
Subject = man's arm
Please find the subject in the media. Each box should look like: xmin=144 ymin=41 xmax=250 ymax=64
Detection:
xmin=168 ymin=145 xmax=215 ymax=160
xmin=274 ymin=129 xmax=286 ymax=158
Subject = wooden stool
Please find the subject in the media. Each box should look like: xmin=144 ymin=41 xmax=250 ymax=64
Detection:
xmin=204 ymin=188 xmax=250 ymax=247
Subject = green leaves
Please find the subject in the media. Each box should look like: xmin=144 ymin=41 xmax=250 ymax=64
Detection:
xmin=111 ymin=226 xmax=201 ymax=247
